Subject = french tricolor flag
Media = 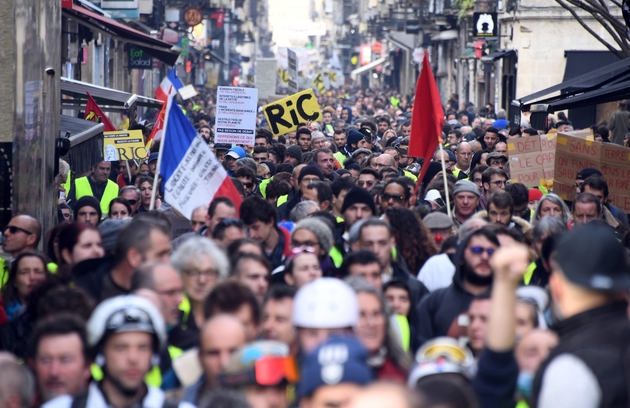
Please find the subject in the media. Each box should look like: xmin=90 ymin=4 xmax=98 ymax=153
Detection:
xmin=160 ymin=97 xmax=243 ymax=218
xmin=155 ymin=68 xmax=184 ymax=103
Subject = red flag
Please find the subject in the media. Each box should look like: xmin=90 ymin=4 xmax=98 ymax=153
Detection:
xmin=145 ymin=103 xmax=165 ymax=156
xmin=84 ymin=92 xmax=117 ymax=132
xmin=408 ymin=51 xmax=445 ymax=187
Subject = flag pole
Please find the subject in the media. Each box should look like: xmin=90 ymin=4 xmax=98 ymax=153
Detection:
xmin=125 ymin=160 xmax=132 ymax=184
xmin=438 ymin=142 xmax=452 ymax=219
xmin=150 ymin=91 xmax=172 ymax=210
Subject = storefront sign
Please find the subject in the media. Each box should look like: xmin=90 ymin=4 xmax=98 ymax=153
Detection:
xmin=128 ymin=46 xmax=152 ymax=69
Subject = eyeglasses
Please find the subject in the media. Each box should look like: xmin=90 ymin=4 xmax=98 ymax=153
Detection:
xmin=469 ymin=246 xmax=495 ymax=256
xmin=4 ymin=225 xmax=33 ymax=235
xmin=291 ymin=240 xmax=318 ymax=249
xmin=301 ymin=177 xmax=321 ymax=184
xmin=357 ymin=180 xmax=375 ymax=187
xmin=382 ymin=193 xmax=405 ymax=203
xmin=490 ymin=180 xmax=508 ymax=187
xmin=489 ymin=160 xmax=507 ymax=166
xmin=127 ymin=200 xmax=138 ymax=206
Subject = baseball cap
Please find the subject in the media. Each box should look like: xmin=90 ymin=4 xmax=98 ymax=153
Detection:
xmin=215 ymin=143 xmax=231 ymax=151
xmin=226 ymin=146 xmax=246 ymax=160
xmin=148 ymin=152 xmax=159 ymax=163
xmin=553 ymin=223 xmax=630 ymax=292
xmin=296 ymin=336 xmax=373 ymax=399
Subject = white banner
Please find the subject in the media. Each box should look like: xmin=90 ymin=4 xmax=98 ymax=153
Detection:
xmin=215 ymin=86 xmax=258 ymax=144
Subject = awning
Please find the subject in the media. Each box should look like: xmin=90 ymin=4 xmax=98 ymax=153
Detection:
xmin=60 ymin=115 xmax=104 ymax=175
xmin=351 ymin=57 xmax=388 ymax=81
xmin=63 ymin=3 xmax=180 ymax=65
xmin=562 ymin=51 xmax=621 ymax=89
xmin=481 ymin=49 xmax=517 ymax=63
xmin=513 ymin=55 xmax=630 ymax=113
xmin=61 ymin=78 xmax=163 ymax=111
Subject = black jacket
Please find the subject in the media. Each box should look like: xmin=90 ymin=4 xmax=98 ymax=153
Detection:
xmin=531 ymin=301 xmax=630 ymax=408
xmin=277 ymin=190 xmax=302 ymax=221
xmin=72 ymin=255 xmax=117 ymax=302
xmin=413 ymin=233 xmax=491 ymax=349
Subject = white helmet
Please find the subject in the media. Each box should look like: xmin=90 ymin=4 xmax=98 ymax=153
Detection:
xmin=292 ymin=278 xmax=358 ymax=329
xmin=87 ymin=295 xmax=166 ymax=352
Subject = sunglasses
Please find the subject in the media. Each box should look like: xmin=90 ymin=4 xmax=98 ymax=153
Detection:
xmin=357 ymin=180 xmax=375 ymax=187
xmin=4 ymin=225 xmax=33 ymax=235
xmin=290 ymin=246 xmax=316 ymax=258
xmin=127 ymin=200 xmax=138 ymax=206
xmin=219 ymin=355 xmax=299 ymax=387
xmin=382 ymin=193 xmax=405 ymax=203
xmin=243 ymin=182 xmax=255 ymax=189
xmin=469 ymin=246 xmax=495 ymax=256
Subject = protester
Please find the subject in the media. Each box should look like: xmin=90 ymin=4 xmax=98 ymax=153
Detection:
xmin=1 ymin=251 xmax=50 ymax=321
xmin=57 ymin=223 xmax=104 ymax=268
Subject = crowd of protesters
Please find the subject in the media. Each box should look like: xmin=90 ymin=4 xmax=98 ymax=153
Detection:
xmin=1 ymin=86 xmax=630 ymax=408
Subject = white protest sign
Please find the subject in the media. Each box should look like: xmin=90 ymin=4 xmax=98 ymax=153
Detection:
xmin=256 ymin=59 xmax=278 ymax=101
xmin=288 ymin=48 xmax=299 ymax=93
xmin=215 ymin=86 xmax=258 ymax=145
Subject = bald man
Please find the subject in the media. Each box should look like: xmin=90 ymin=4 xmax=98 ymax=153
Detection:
xmin=374 ymin=154 xmax=395 ymax=171
xmin=2 ymin=215 xmax=41 ymax=258
xmin=130 ymin=261 xmax=183 ymax=328
xmin=182 ymin=315 xmax=247 ymax=406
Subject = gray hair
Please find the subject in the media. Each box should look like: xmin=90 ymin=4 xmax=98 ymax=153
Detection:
xmin=292 ymin=217 xmax=334 ymax=253
xmin=531 ymin=215 xmax=569 ymax=243
xmin=0 ymin=361 xmax=35 ymax=408
xmin=311 ymin=131 xmax=325 ymax=140
xmin=191 ymin=205 xmax=209 ymax=218
xmin=120 ymin=185 xmax=141 ymax=200
xmin=235 ymin=157 xmax=257 ymax=173
xmin=171 ymin=236 xmax=230 ymax=280
xmin=289 ymin=200 xmax=320 ymax=222
xmin=532 ymin=193 xmax=572 ymax=226
xmin=458 ymin=218 xmax=488 ymax=239
xmin=59 ymin=159 xmax=70 ymax=178
xmin=310 ymin=123 xmax=322 ymax=131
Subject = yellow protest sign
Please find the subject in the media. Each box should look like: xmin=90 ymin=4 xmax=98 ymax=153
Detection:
xmin=103 ymin=130 xmax=146 ymax=161
xmin=262 ymin=89 xmax=322 ymax=136
xmin=278 ymin=68 xmax=290 ymax=85
xmin=312 ymin=73 xmax=326 ymax=94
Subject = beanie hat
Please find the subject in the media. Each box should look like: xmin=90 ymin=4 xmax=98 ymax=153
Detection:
xmin=73 ymin=196 xmax=102 ymax=221
xmin=263 ymin=161 xmax=277 ymax=176
xmin=298 ymin=164 xmax=324 ymax=184
xmin=452 ymin=180 xmax=480 ymax=197
xmin=341 ymin=187 xmax=376 ymax=215
xmin=293 ymin=218 xmax=334 ymax=253
xmin=576 ymin=167 xmax=602 ymax=180
xmin=422 ymin=161 xmax=443 ymax=184
xmin=98 ymin=218 xmax=131 ymax=252
xmin=347 ymin=129 xmax=364 ymax=146
xmin=286 ymin=145 xmax=303 ymax=163
xmin=528 ymin=188 xmax=544 ymax=202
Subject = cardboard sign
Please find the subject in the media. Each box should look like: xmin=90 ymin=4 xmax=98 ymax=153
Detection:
xmin=103 ymin=130 xmax=146 ymax=161
xmin=215 ymin=87 xmax=259 ymax=145
xmin=600 ymin=143 xmax=630 ymax=166
xmin=540 ymin=134 xmax=557 ymax=152
xmin=609 ymin=193 xmax=630 ymax=212
xmin=262 ymin=89 xmax=322 ymax=136
xmin=509 ymin=151 xmax=555 ymax=172
xmin=507 ymin=136 xmax=540 ymax=155
xmin=552 ymin=180 xmax=576 ymax=202
xmin=555 ymin=134 xmax=601 ymax=160
xmin=510 ymin=168 xmax=554 ymax=187
xmin=554 ymin=151 xmax=600 ymax=185
xmin=600 ymin=163 xmax=630 ymax=195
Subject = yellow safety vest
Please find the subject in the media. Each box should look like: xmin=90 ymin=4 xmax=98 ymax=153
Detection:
xmin=74 ymin=176 xmax=119 ymax=215
xmin=259 ymin=177 xmax=272 ymax=198
xmin=516 ymin=400 xmax=529 ymax=408
xmin=451 ymin=168 xmax=469 ymax=180
xmin=333 ymin=151 xmax=347 ymax=167
xmin=523 ymin=262 xmax=537 ymax=285
xmin=276 ymin=194 xmax=289 ymax=207
xmin=62 ymin=170 xmax=72 ymax=197
xmin=329 ymin=246 xmax=343 ymax=268
xmin=395 ymin=315 xmax=410 ymax=351
xmin=91 ymin=345 xmax=183 ymax=387
xmin=403 ymin=169 xmax=418 ymax=182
